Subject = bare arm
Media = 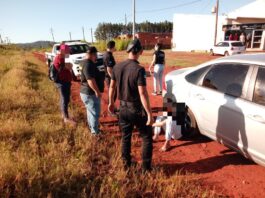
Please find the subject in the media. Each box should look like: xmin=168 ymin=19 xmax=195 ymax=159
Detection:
xmin=138 ymin=85 xmax=153 ymax=126
xmin=149 ymin=54 xmax=156 ymax=72
xmin=107 ymin=67 xmax=113 ymax=77
xmin=108 ymin=79 xmax=116 ymax=113
xmin=87 ymin=79 xmax=101 ymax=98
xmin=152 ymin=119 xmax=167 ymax=127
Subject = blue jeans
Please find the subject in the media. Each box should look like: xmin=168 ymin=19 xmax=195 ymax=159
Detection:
xmin=80 ymin=93 xmax=101 ymax=134
xmin=153 ymin=64 xmax=164 ymax=92
xmin=55 ymin=82 xmax=71 ymax=118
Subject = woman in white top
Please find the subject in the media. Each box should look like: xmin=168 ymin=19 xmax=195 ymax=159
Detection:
xmin=153 ymin=113 xmax=182 ymax=151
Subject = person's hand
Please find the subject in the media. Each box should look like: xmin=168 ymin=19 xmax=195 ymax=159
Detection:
xmin=108 ymin=103 xmax=115 ymax=114
xmin=146 ymin=113 xmax=154 ymax=126
xmin=149 ymin=67 xmax=152 ymax=75
xmin=65 ymin=63 xmax=73 ymax=70
xmin=95 ymin=92 xmax=102 ymax=98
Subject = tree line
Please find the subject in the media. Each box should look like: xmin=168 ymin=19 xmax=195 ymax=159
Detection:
xmin=94 ymin=21 xmax=173 ymax=41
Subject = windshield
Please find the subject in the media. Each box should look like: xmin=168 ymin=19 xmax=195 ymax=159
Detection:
xmin=69 ymin=44 xmax=89 ymax=55
xmin=231 ymin=42 xmax=244 ymax=47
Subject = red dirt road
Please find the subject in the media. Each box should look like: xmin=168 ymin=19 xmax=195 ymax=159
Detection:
xmin=34 ymin=51 xmax=265 ymax=198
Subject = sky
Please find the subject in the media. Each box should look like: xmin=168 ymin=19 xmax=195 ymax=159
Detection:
xmin=0 ymin=0 xmax=255 ymax=43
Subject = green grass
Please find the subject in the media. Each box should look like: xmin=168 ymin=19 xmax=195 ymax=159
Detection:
xmin=0 ymin=49 xmax=220 ymax=197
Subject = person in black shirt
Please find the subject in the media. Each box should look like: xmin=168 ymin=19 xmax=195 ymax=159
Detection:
xmin=80 ymin=46 xmax=105 ymax=135
xmin=108 ymin=39 xmax=153 ymax=171
xmin=103 ymin=40 xmax=117 ymax=102
xmin=149 ymin=43 xmax=165 ymax=95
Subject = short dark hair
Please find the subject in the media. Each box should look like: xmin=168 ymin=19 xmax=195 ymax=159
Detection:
xmin=156 ymin=43 xmax=162 ymax=50
xmin=107 ymin=41 xmax=116 ymax=49
xmin=87 ymin=46 xmax=98 ymax=54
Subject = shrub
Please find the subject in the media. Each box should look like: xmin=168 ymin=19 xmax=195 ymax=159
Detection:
xmin=93 ymin=38 xmax=132 ymax=52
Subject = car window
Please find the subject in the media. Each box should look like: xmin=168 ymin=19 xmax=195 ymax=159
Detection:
xmin=232 ymin=42 xmax=244 ymax=47
xmin=217 ymin=42 xmax=223 ymax=46
xmin=185 ymin=66 xmax=210 ymax=85
xmin=69 ymin=44 xmax=89 ymax=55
xmin=223 ymin=42 xmax=229 ymax=47
xmin=253 ymin=67 xmax=265 ymax=106
xmin=202 ymin=63 xmax=249 ymax=98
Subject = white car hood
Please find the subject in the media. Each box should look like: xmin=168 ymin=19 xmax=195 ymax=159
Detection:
xmin=66 ymin=53 xmax=86 ymax=62
xmin=166 ymin=67 xmax=192 ymax=81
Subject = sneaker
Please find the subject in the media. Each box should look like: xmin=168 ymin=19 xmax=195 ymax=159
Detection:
xmin=159 ymin=144 xmax=171 ymax=152
xmin=157 ymin=91 xmax=162 ymax=95
xmin=152 ymin=91 xmax=157 ymax=96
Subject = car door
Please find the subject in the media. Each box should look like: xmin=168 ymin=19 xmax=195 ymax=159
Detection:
xmin=214 ymin=42 xmax=224 ymax=55
xmin=188 ymin=63 xmax=253 ymax=151
xmin=241 ymin=66 xmax=265 ymax=165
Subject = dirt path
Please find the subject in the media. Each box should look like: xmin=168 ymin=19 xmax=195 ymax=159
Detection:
xmin=34 ymin=51 xmax=265 ymax=198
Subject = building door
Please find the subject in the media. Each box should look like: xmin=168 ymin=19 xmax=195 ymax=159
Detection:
xmin=251 ymin=29 xmax=263 ymax=49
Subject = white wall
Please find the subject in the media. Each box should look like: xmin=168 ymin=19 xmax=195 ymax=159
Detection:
xmin=172 ymin=14 xmax=225 ymax=52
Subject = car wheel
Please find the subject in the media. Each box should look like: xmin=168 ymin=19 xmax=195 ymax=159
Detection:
xmin=210 ymin=49 xmax=214 ymax=56
xmin=224 ymin=51 xmax=229 ymax=56
xmin=181 ymin=108 xmax=199 ymax=137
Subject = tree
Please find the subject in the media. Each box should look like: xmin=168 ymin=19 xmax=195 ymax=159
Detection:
xmin=94 ymin=21 xmax=173 ymax=41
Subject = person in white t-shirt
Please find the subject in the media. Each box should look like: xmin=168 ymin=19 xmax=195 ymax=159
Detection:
xmin=152 ymin=102 xmax=182 ymax=151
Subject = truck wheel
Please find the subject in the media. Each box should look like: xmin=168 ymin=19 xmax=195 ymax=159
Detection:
xmin=71 ymin=70 xmax=79 ymax=82
xmin=47 ymin=60 xmax=51 ymax=68
xmin=181 ymin=108 xmax=199 ymax=138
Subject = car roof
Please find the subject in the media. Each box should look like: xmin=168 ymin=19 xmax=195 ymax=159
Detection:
xmin=214 ymin=53 xmax=265 ymax=66
xmin=54 ymin=42 xmax=87 ymax=46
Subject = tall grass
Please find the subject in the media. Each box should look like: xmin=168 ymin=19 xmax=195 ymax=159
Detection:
xmin=0 ymin=49 xmax=219 ymax=197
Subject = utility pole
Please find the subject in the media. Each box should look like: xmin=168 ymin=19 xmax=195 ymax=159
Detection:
xmin=132 ymin=0 xmax=136 ymax=39
xmin=125 ymin=14 xmax=127 ymax=26
xmin=69 ymin=32 xmax=72 ymax=40
xmin=82 ymin=26 xmax=86 ymax=41
xmin=50 ymin=28 xmax=55 ymax=42
xmin=91 ymin=28 xmax=93 ymax=44
xmin=214 ymin=0 xmax=219 ymax=46
xmin=0 ymin=34 xmax=2 ymax=44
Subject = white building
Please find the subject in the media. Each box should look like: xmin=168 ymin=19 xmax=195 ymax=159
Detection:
xmin=172 ymin=0 xmax=265 ymax=52
xmin=172 ymin=14 xmax=224 ymax=51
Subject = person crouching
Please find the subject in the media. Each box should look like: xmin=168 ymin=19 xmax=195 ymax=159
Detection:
xmin=152 ymin=99 xmax=182 ymax=151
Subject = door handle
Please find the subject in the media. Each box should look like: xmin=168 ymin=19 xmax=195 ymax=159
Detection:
xmin=195 ymin=94 xmax=205 ymax=100
xmin=248 ymin=115 xmax=265 ymax=124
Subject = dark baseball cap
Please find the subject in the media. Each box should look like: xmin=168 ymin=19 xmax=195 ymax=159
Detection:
xmin=126 ymin=39 xmax=143 ymax=53
xmin=87 ymin=46 xmax=98 ymax=54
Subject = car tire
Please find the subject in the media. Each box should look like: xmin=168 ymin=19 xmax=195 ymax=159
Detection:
xmin=47 ymin=60 xmax=51 ymax=68
xmin=210 ymin=49 xmax=214 ymax=56
xmin=224 ymin=51 xmax=229 ymax=56
xmin=181 ymin=108 xmax=200 ymax=138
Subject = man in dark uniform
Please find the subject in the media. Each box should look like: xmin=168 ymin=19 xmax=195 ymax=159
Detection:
xmin=108 ymin=39 xmax=153 ymax=171
xmin=103 ymin=40 xmax=117 ymax=102
xmin=80 ymin=46 xmax=105 ymax=135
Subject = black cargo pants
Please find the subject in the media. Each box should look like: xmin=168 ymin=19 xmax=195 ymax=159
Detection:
xmin=119 ymin=101 xmax=153 ymax=171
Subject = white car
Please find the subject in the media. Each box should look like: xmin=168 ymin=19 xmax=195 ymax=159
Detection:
xmin=45 ymin=41 xmax=104 ymax=78
xmin=210 ymin=41 xmax=246 ymax=56
xmin=164 ymin=53 xmax=265 ymax=167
